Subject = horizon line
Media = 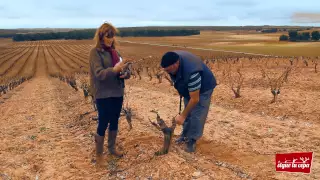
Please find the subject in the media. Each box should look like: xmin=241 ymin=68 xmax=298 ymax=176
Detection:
xmin=1 ymin=25 xmax=320 ymax=30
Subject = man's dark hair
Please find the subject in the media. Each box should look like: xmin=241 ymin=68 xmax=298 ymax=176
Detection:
xmin=161 ymin=52 xmax=179 ymax=68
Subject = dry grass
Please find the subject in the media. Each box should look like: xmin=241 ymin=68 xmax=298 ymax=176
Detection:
xmin=118 ymin=30 xmax=320 ymax=56
xmin=209 ymin=44 xmax=320 ymax=56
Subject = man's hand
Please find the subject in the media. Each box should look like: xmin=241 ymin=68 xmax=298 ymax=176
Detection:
xmin=180 ymin=90 xmax=200 ymax=119
xmin=175 ymin=114 xmax=186 ymax=125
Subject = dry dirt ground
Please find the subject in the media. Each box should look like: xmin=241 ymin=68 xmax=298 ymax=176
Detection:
xmin=0 ymin=39 xmax=319 ymax=180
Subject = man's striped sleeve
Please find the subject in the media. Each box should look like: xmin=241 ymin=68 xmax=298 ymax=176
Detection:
xmin=188 ymin=72 xmax=201 ymax=92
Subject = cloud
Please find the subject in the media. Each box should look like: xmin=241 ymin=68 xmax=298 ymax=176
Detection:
xmin=1 ymin=0 xmax=320 ymax=28
xmin=291 ymin=13 xmax=320 ymax=23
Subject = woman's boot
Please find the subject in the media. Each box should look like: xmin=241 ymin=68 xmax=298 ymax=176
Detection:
xmin=95 ymin=134 xmax=104 ymax=165
xmin=108 ymin=131 xmax=123 ymax=158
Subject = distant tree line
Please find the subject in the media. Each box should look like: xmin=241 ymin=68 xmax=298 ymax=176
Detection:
xmin=261 ymin=28 xmax=278 ymax=33
xmin=256 ymin=27 xmax=311 ymax=33
xmin=0 ymin=33 xmax=16 ymax=38
xmin=0 ymin=29 xmax=57 ymax=38
xmin=12 ymin=29 xmax=96 ymax=41
xmin=2 ymin=26 xmax=314 ymax=39
xmin=118 ymin=29 xmax=200 ymax=37
xmin=12 ymin=29 xmax=200 ymax=41
xmin=279 ymin=30 xmax=320 ymax=41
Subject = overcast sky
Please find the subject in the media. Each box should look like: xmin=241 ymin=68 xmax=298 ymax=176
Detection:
xmin=1 ymin=0 xmax=320 ymax=28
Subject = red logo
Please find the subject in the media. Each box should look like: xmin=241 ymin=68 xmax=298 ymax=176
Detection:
xmin=276 ymin=152 xmax=314 ymax=173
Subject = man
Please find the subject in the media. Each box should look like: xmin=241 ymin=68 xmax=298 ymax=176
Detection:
xmin=160 ymin=50 xmax=217 ymax=152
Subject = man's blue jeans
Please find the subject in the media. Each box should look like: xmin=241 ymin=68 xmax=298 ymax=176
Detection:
xmin=181 ymin=89 xmax=213 ymax=141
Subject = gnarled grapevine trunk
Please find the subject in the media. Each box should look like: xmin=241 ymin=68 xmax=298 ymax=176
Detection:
xmin=122 ymin=108 xmax=133 ymax=130
xmin=149 ymin=111 xmax=176 ymax=156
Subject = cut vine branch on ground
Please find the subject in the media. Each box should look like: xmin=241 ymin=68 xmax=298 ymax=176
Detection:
xmin=122 ymin=85 xmax=133 ymax=130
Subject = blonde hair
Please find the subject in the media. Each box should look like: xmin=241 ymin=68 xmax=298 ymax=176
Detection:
xmin=94 ymin=22 xmax=119 ymax=51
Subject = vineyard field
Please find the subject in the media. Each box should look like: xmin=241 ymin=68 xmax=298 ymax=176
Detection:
xmin=0 ymin=38 xmax=319 ymax=180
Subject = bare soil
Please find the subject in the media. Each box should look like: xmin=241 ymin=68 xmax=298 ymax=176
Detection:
xmin=0 ymin=39 xmax=319 ymax=180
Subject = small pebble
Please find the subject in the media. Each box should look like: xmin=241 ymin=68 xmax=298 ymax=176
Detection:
xmin=192 ymin=171 xmax=201 ymax=178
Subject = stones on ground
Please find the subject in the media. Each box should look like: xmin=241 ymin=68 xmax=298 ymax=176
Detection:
xmin=25 ymin=115 xmax=34 ymax=120
xmin=192 ymin=170 xmax=202 ymax=178
xmin=0 ymin=173 xmax=10 ymax=180
xmin=117 ymin=173 xmax=125 ymax=179
xmin=91 ymin=116 xmax=98 ymax=121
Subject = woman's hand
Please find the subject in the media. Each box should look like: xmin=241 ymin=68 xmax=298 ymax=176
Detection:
xmin=113 ymin=61 xmax=125 ymax=73
xmin=119 ymin=71 xmax=129 ymax=79
xmin=119 ymin=62 xmax=132 ymax=79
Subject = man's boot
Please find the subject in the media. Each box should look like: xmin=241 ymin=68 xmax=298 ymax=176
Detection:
xmin=175 ymin=135 xmax=187 ymax=144
xmin=108 ymin=131 xmax=123 ymax=158
xmin=95 ymin=134 xmax=104 ymax=165
xmin=186 ymin=139 xmax=196 ymax=153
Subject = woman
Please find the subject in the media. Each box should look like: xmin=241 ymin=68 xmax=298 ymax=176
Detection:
xmin=89 ymin=22 xmax=130 ymax=162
